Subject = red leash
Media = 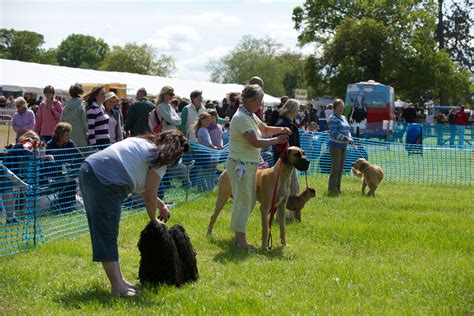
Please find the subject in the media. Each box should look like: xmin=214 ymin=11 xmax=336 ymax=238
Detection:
xmin=267 ymin=142 xmax=288 ymax=249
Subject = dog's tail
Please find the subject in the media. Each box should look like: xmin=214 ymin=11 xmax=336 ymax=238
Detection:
xmin=351 ymin=167 xmax=363 ymax=178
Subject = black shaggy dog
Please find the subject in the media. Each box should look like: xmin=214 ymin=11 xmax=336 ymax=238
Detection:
xmin=138 ymin=221 xmax=198 ymax=286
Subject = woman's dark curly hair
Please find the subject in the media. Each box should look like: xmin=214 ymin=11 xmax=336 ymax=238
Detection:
xmin=140 ymin=130 xmax=189 ymax=168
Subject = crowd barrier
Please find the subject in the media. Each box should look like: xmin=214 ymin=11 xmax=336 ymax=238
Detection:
xmin=0 ymin=132 xmax=472 ymax=256
xmin=350 ymin=121 xmax=473 ymax=146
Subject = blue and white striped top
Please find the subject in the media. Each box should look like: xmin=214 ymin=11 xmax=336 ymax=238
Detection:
xmin=87 ymin=102 xmax=110 ymax=145
xmin=327 ymin=113 xmax=351 ymax=149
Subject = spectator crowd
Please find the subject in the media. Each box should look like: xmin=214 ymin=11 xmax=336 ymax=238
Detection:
xmin=0 ymin=81 xmax=472 ymax=225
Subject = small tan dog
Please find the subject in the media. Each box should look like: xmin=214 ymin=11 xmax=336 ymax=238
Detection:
xmin=286 ymin=187 xmax=316 ymax=222
xmin=351 ymin=158 xmax=384 ymax=196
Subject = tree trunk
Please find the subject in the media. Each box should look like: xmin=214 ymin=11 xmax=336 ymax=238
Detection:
xmin=437 ymin=0 xmax=449 ymax=105
xmin=437 ymin=0 xmax=445 ymax=49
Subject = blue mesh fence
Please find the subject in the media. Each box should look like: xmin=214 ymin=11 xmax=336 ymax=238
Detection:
xmin=1 ymin=132 xmax=472 ymax=256
xmin=352 ymin=121 xmax=473 ymax=146
xmin=300 ymin=130 xmax=473 ymax=184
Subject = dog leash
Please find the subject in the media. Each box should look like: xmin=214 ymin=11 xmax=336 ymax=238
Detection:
xmin=268 ymin=141 xmax=289 ymax=249
xmin=352 ymin=142 xmax=365 ymax=159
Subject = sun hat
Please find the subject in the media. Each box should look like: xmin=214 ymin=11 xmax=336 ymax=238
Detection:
xmin=104 ymin=91 xmax=118 ymax=102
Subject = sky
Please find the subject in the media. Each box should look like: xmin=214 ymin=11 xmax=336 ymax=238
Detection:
xmin=1 ymin=0 xmax=314 ymax=81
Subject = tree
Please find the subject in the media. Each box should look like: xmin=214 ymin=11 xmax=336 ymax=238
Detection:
xmin=208 ymin=35 xmax=293 ymax=97
xmin=56 ymin=34 xmax=109 ymax=69
xmin=437 ymin=0 xmax=474 ymax=71
xmin=293 ymin=1 xmax=471 ymax=104
xmin=292 ymin=1 xmax=431 ymax=47
xmin=322 ymin=18 xmax=397 ymax=96
xmin=100 ymin=43 xmax=175 ymax=77
xmin=303 ymin=54 xmax=331 ymax=97
xmin=0 ymin=29 xmax=44 ymax=61
xmin=277 ymin=52 xmax=307 ymax=98
xmin=36 ymin=48 xmax=58 ymax=65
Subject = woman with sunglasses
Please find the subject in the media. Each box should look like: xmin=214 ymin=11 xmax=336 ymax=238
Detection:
xmin=154 ymin=85 xmax=181 ymax=132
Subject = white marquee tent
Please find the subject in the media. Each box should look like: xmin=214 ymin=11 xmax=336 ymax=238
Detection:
xmin=0 ymin=59 xmax=280 ymax=104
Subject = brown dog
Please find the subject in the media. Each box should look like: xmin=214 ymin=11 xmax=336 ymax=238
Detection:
xmin=207 ymin=146 xmax=310 ymax=250
xmin=286 ymin=187 xmax=316 ymax=222
xmin=351 ymin=158 xmax=384 ymax=196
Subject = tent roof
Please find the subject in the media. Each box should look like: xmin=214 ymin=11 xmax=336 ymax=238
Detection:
xmin=0 ymin=59 xmax=280 ymax=104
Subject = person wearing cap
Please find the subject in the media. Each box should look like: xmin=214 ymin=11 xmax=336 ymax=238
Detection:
xmin=155 ymin=86 xmax=181 ymax=131
xmin=61 ymin=83 xmax=88 ymax=147
xmin=180 ymin=90 xmax=207 ymax=141
xmin=104 ymin=92 xmax=124 ymax=143
xmin=125 ymin=88 xmax=155 ymax=136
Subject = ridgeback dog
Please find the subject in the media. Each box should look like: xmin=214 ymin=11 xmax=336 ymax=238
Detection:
xmin=206 ymin=146 xmax=310 ymax=250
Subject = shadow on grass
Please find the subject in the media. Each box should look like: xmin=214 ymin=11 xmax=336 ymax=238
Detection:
xmin=55 ymin=287 xmax=122 ymax=308
xmin=210 ymin=238 xmax=285 ymax=263
xmin=54 ymin=282 xmax=193 ymax=310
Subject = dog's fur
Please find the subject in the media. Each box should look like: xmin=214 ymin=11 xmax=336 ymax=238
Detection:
xmin=207 ymin=146 xmax=310 ymax=250
xmin=286 ymin=187 xmax=316 ymax=222
xmin=351 ymin=158 xmax=384 ymax=196
xmin=138 ymin=221 xmax=198 ymax=286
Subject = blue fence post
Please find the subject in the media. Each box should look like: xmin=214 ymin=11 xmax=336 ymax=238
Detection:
xmin=436 ymin=124 xmax=443 ymax=145
xmin=31 ymin=149 xmax=39 ymax=247
xmin=185 ymin=163 xmax=190 ymax=203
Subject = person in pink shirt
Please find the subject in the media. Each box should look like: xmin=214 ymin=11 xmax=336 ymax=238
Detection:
xmin=34 ymin=85 xmax=63 ymax=142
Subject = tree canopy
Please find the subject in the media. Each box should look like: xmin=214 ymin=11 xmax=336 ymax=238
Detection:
xmin=0 ymin=30 xmax=175 ymax=77
xmin=56 ymin=34 xmax=109 ymax=69
xmin=0 ymin=29 xmax=44 ymax=62
xmin=208 ymin=35 xmax=306 ymax=97
xmin=293 ymin=0 xmax=472 ymax=104
xmin=100 ymin=43 xmax=175 ymax=77
xmin=438 ymin=0 xmax=473 ymax=71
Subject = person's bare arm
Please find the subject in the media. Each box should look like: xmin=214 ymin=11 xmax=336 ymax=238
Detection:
xmin=258 ymin=123 xmax=291 ymax=136
xmin=243 ymin=131 xmax=289 ymax=149
xmin=143 ymin=168 xmax=170 ymax=224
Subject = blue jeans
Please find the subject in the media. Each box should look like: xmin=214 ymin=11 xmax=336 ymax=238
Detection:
xmin=79 ymin=162 xmax=131 ymax=262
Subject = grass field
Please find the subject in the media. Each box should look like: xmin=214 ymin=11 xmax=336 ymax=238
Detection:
xmin=0 ymin=123 xmax=15 ymax=147
xmin=0 ymin=175 xmax=472 ymax=314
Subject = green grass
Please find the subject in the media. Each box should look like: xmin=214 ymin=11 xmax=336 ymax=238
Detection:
xmin=0 ymin=175 xmax=473 ymax=314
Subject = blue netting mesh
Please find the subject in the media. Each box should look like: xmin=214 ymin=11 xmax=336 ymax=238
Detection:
xmin=0 ymin=126 xmax=472 ymax=256
xmin=354 ymin=121 xmax=473 ymax=147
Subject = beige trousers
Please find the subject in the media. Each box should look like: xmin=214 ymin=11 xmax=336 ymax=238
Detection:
xmin=227 ymin=158 xmax=258 ymax=233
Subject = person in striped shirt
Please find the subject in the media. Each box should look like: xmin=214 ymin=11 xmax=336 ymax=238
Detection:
xmin=84 ymin=85 xmax=110 ymax=147
xmin=327 ymin=99 xmax=353 ymax=195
